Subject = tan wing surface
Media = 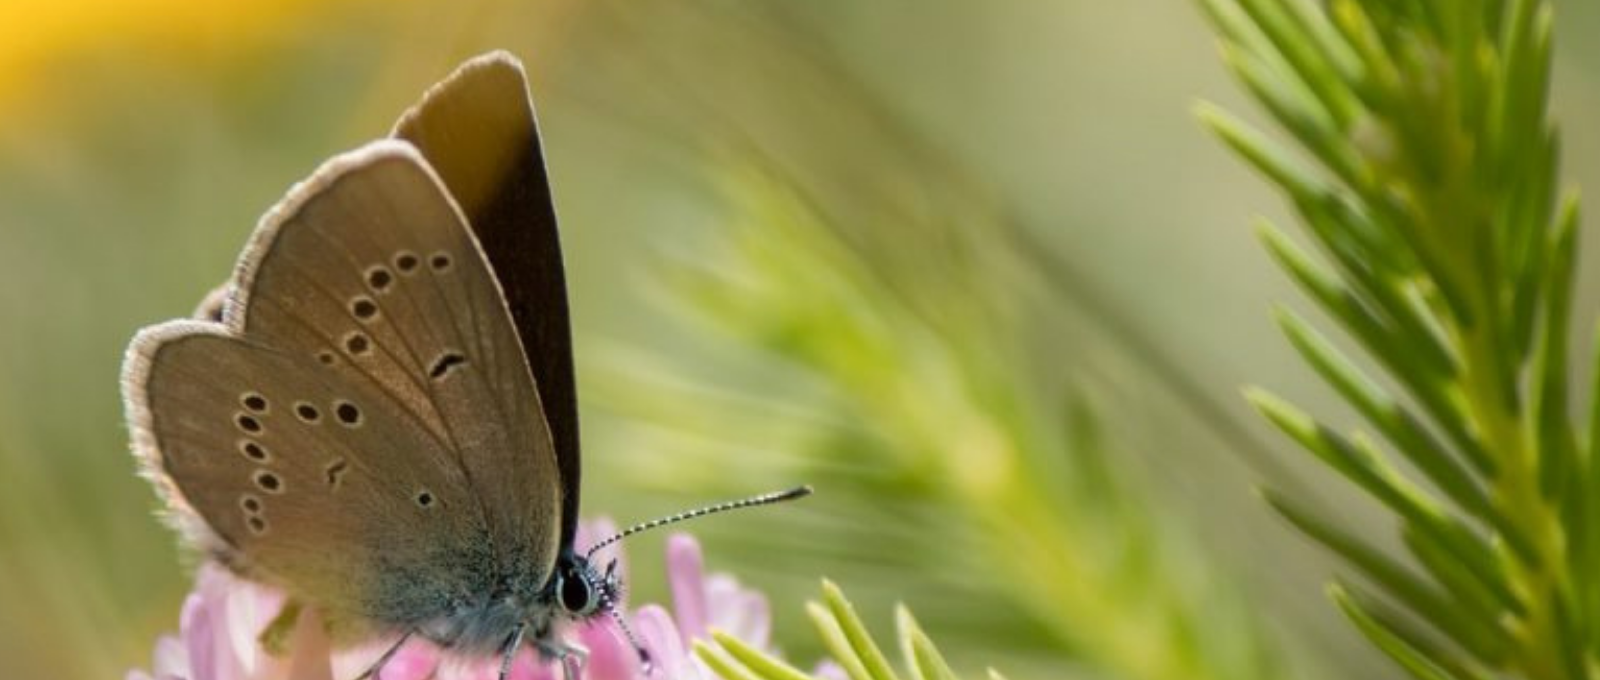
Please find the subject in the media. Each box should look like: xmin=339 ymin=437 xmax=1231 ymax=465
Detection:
xmin=123 ymin=142 xmax=562 ymax=629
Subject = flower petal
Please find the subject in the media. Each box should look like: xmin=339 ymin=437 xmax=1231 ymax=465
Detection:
xmin=504 ymin=647 xmax=549 ymax=680
xmin=223 ymin=578 xmax=286 ymax=676
xmin=435 ymin=654 xmax=497 ymax=680
xmin=577 ymin=616 xmax=641 ymax=680
xmin=149 ymin=635 xmax=189 ymax=678
xmin=632 ymin=605 xmax=691 ymax=680
xmin=704 ymin=575 xmax=769 ymax=649
xmin=279 ymin=607 xmax=334 ymax=680
xmin=665 ymin=534 xmax=707 ymax=644
xmin=179 ymin=592 xmax=218 ymax=680
xmin=330 ymin=636 xmax=438 ymax=680
xmin=813 ymin=660 xmax=850 ymax=680
xmin=130 ymin=521 xmax=789 ymax=680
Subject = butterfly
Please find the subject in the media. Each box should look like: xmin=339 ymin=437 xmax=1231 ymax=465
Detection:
xmin=121 ymin=51 xmax=808 ymax=680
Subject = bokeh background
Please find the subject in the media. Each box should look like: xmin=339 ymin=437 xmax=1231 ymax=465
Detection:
xmin=4 ymin=2 xmax=1600 ymax=679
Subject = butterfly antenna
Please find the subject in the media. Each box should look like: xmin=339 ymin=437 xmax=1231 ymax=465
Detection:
xmin=610 ymin=607 xmax=655 ymax=675
xmin=585 ymin=485 xmax=812 ymax=560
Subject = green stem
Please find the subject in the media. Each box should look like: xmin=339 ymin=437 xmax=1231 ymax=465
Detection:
xmin=1458 ymin=281 xmax=1567 ymax=680
xmin=1417 ymin=66 xmax=1570 ymax=674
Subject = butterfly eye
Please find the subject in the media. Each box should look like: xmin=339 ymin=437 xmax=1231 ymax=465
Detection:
xmin=558 ymin=569 xmax=595 ymax=615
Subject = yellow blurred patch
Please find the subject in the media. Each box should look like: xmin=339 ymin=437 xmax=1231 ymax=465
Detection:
xmin=0 ymin=0 xmax=371 ymax=106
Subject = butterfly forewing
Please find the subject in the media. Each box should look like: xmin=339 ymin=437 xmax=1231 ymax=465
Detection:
xmin=124 ymin=143 xmax=564 ymax=634
xmin=394 ymin=53 xmax=583 ymax=551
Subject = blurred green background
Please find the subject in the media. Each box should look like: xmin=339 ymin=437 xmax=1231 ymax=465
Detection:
xmin=3 ymin=2 xmax=1600 ymax=679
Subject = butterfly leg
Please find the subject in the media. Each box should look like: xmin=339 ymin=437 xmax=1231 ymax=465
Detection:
xmin=496 ymin=623 xmax=527 ymax=680
xmin=534 ymin=638 xmax=588 ymax=680
xmin=353 ymin=630 xmax=415 ymax=680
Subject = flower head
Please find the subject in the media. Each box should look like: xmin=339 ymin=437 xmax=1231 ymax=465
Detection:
xmin=129 ymin=520 xmax=776 ymax=680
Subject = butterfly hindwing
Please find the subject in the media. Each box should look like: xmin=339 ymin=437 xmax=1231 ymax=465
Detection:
xmin=128 ymin=323 xmax=485 ymax=622
xmin=123 ymin=142 xmax=564 ymax=635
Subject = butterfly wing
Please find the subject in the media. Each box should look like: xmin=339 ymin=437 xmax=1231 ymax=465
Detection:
xmin=123 ymin=142 xmax=564 ymax=635
xmin=392 ymin=53 xmax=582 ymax=552
xmin=193 ymin=283 xmax=230 ymax=321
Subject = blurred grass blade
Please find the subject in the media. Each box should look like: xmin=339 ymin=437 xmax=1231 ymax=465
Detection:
xmin=819 ymin=580 xmax=901 ymax=680
xmin=1196 ymin=103 xmax=1330 ymax=205
xmin=702 ymin=583 xmax=990 ymax=680
xmin=1330 ymin=583 xmax=1483 ymax=680
xmin=701 ymin=632 xmax=820 ymax=680
xmin=698 ymin=642 xmax=782 ymax=680
xmin=1261 ymin=490 xmax=1509 ymax=659
xmin=897 ymin=606 xmax=959 ymax=680
xmin=1272 ymin=308 xmax=1489 ymax=519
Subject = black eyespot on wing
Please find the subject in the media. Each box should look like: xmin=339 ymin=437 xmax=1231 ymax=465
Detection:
xmin=239 ymin=441 xmax=269 ymax=462
xmin=253 ymin=470 xmax=283 ymax=494
xmin=247 ymin=516 xmax=268 ymax=534
xmin=241 ymin=393 xmax=268 ymax=412
xmin=351 ymin=297 xmax=379 ymax=321
xmin=429 ymin=251 xmax=453 ymax=272
xmin=344 ymin=332 xmax=371 ymax=356
xmin=367 ymin=266 xmax=394 ymax=292
xmin=428 ymin=352 xmax=467 ymax=380
xmin=415 ymin=490 xmax=434 ymax=508
xmin=395 ymin=252 xmax=419 ymax=273
xmin=335 ymin=401 xmax=362 ymax=426
xmin=325 ymin=458 xmax=348 ymax=488
xmin=295 ymin=402 xmax=321 ymax=423
xmin=236 ymin=414 xmax=262 ymax=434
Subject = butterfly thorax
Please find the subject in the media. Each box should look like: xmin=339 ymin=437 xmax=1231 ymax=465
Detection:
xmin=414 ymin=551 xmax=617 ymax=656
xmin=417 ymin=592 xmax=548 ymax=655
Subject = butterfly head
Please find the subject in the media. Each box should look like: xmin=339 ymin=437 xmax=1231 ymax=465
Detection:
xmin=550 ymin=486 xmax=813 ymax=622
xmin=551 ymin=552 xmax=621 ymax=620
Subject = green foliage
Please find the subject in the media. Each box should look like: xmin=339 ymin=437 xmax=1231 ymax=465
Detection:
xmin=580 ymin=7 xmax=1337 ymax=680
xmin=597 ymin=156 xmax=1303 ymax=679
xmin=696 ymin=581 xmax=990 ymax=680
xmin=1199 ymin=0 xmax=1592 ymax=676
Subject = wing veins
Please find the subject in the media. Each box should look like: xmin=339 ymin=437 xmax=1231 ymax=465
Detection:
xmin=307 ymin=214 xmax=493 ymax=470
xmin=266 ymin=243 xmax=463 ymax=455
xmin=250 ymin=293 xmax=456 ymax=459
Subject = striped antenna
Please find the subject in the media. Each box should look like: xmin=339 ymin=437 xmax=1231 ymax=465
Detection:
xmin=610 ymin=608 xmax=653 ymax=675
xmin=584 ymin=485 xmax=812 ymax=560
